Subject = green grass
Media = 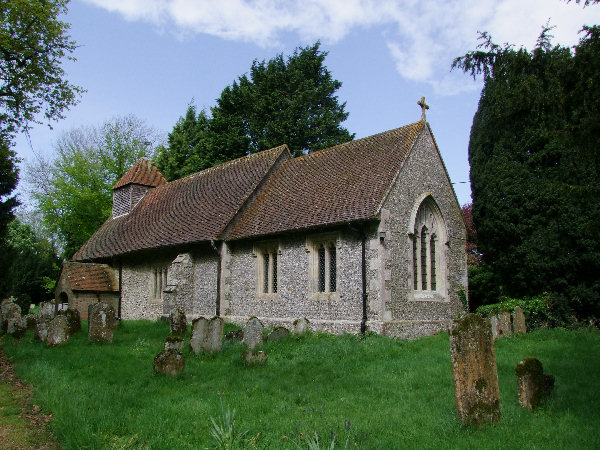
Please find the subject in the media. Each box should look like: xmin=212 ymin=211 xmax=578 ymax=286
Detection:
xmin=1 ymin=321 xmax=599 ymax=449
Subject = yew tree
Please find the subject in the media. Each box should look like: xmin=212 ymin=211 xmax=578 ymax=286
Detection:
xmin=453 ymin=26 xmax=600 ymax=320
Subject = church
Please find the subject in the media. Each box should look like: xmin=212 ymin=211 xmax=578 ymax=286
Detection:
xmin=60 ymin=108 xmax=468 ymax=339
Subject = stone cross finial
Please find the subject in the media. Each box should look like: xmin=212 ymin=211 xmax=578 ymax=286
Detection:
xmin=417 ymin=96 xmax=429 ymax=121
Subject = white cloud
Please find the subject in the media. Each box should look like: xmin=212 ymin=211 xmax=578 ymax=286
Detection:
xmin=83 ymin=0 xmax=600 ymax=94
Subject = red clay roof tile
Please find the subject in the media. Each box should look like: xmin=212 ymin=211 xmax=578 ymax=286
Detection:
xmin=227 ymin=121 xmax=424 ymax=239
xmin=62 ymin=262 xmax=118 ymax=292
xmin=73 ymin=146 xmax=290 ymax=261
xmin=113 ymin=158 xmax=168 ymax=189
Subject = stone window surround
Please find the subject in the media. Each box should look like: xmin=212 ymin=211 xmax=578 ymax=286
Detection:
xmin=408 ymin=194 xmax=449 ymax=302
xmin=252 ymin=240 xmax=281 ymax=298
xmin=305 ymin=232 xmax=341 ymax=299
xmin=151 ymin=265 xmax=168 ymax=303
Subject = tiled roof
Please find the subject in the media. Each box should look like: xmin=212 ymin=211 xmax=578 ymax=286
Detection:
xmin=113 ymin=158 xmax=168 ymax=189
xmin=62 ymin=262 xmax=118 ymax=292
xmin=227 ymin=121 xmax=425 ymax=240
xmin=73 ymin=146 xmax=290 ymax=261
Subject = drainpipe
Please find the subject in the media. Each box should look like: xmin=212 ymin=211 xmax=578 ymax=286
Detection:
xmin=210 ymin=240 xmax=222 ymax=316
xmin=118 ymin=260 xmax=123 ymax=319
xmin=348 ymin=223 xmax=368 ymax=334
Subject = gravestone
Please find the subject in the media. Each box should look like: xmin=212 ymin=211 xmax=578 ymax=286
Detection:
xmin=241 ymin=349 xmax=268 ymax=365
xmin=189 ymin=317 xmax=224 ymax=354
xmin=24 ymin=314 xmax=37 ymax=330
xmin=449 ymin=313 xmax=501 ymax=425
xmin=242 ymin=317 xmax=264 ymax=350
xmin=489 ymin=316 xmax=500 ymax=340
xmin=169 ymin=308 xmax=187 ymax=336
xmin=2 ymin=302 xmax=21 ymax=333
xmin=512 ymin=307 xmax=526 ymax=335
xmin=497 ymin=311 xmax=512 ymax=338
xmin=516 ymin=357 xmax=554 ymax=409
xmin=267 ymin=326 xmax=290 ymax=342
xmin=35 ymin=319 xmax=50 ymax=342
xmin=293 ymin=318 xmax=310 ymax=334
xmin=164 ymin=336 xmax=185 ymax=353
xmin=38 ymin=302 xmax=56 ymax=321
xmin=58 ymin=308 xmax=81 ymax=336
xmin=6 ymin=317 xmax=27 ymax=339
xmin=153 ymin=350 xmax=185 ymax=376
xmin=88 ymin=302 xmax=119 ymax=343
xmin=45 ymin=316 xmax=70 ymax=346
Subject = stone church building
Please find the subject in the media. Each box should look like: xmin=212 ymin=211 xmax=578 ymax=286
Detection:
xmin=65 ymin=118 xmax=467 ymax=339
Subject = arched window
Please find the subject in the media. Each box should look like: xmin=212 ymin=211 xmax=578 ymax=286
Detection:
xmin=410 ymin=196 xmax=447 ymax=295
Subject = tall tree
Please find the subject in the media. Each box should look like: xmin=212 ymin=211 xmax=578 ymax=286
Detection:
xmin=154 ymin=105 xmax=212 ymax=181
xmin=27 ymin=115 xmax=161 ymax=258
xmin=0 ymin=0 xmax=82 ymax=138
xmin=0 ymin=139 xmax=19 ymax=241
xmin=156 ymin=43 xmax=353 ymax=180
xmin=0 ymin=219 xmax=60 ymax=313
xmin=0 ymin=0 xmax=82 ymax=244
xmin=453 ymin=26 xmax=600 ymax=320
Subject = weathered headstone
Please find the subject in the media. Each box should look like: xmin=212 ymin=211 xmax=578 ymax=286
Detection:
xmin=45 ymin=316 xmax=70 ymax=347
xmin=153 ymin=350 xmax=185 ymax=376
xmin=6 ymin=317 xmax=28 ymax=339
xmin=449 ymin=313 xmax=501 ymax=425
xmin=164 ymin=336 xmax=185 ymax=353
xmin=58 ymin=308 xmax=81 ymax=336
xmin=189 ymin=316 xmax=224 ymax=354
xmin=242 ymin=317 xmax=264 ymax=350
xmin=267 ymin=326 xmax=290 ymax=342
xmin=169 ymin=308 xmax=187 ymax=336
xmin=293 ymin=318 xmax=310 ymax=334
xmin=489 ymin=316 xmax=500 ymax=340
xmin=512 ymin=307 xmax=526 ymax=335
xmin=497 ymin=311 xmax=512 ymax=338
xmin=1 ymin=302 xmax=21 ymax=333
xmin=37 ymin=302 xmax=56 ymax=321
xmin=241 ymin=349 xmax=268 ymax=365
xmin=88 ymin=302 xmax=119 ymax=343
xmin=516 ymin=357 xmax=554 ymax=409
xmin=24 ymin=314 xmax=37 ymax=330
xmin=35 ymin=319 xmax=50 ymax=342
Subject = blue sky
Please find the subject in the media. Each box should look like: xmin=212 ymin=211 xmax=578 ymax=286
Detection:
xmin=14 ymin=0 xmax=599 ymax=207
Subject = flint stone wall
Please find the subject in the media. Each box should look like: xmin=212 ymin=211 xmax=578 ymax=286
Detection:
xmin=379 ymin=129 xmax=467 ymax=339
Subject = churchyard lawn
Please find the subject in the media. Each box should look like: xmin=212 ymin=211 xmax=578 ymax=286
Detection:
xmin=1 ymin=321 xmax=598 ymax=448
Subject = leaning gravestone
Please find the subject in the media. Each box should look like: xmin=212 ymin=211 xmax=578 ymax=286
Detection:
xmin=169 ymin=308 xmax=187 ymax=336
xmin=293 ymin=318 xmax=310 ymax=334
xmin=7 ymin=317 xmax=28 ymax=339
xmin=267 ymin=326 xmax=290 ymax=342
xmin=489 ymin=316 xmax=500 ymax=340
xmin=497 ymin=311 xmax=512 ymax=338
xmin=449 ymin=313 xmax=501 ymax=425
xmin=189 ymin=317 xmax=224 ymax=354
xmin=242 ymin=317 xmax=264 ymax=350
xmin=88 ymin=302 xmax=119 ymax=343
xmin=516 ymin=357 xmax=554 ymax=409
xmin=38 ymin=302 xmax=56 ymax=321
xmin=2 ymin=302 xmax=22 ymax=333
xmin=512 ymin=307 xmax=526 ymax=335
xmin=58 ymin=308 xmax=81 ymax=336
xmin=35 ymin=301 xmax=57 ymax=342
xmin=45 ymin=316 xmax=70 ymax=347
xmin=153 ymin=348 xmax=185 ymax=376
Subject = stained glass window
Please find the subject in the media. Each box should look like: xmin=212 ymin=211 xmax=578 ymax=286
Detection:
xmin=430 ymin=235 xmax=436 ymax=291
xmin=272 ymin=252 xmax=278 ymax=293
xmin=421 ymin=226 xmax=428 ymax=290
xmin=263 ymin=253 xmax=269 ymax=293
